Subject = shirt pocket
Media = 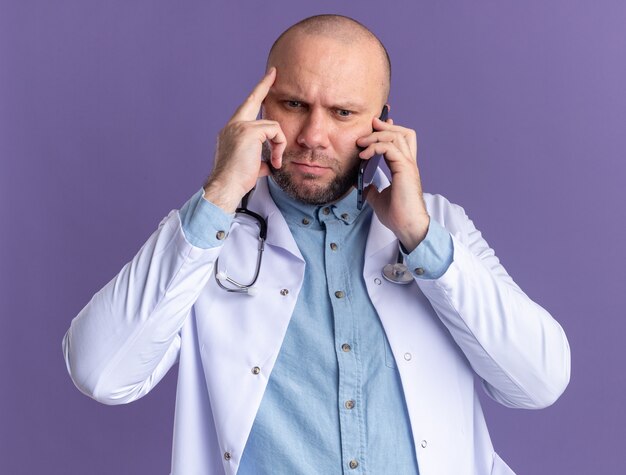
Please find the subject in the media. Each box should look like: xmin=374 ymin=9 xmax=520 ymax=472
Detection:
xmin=383 ymin=334 xmax=397 ymax=369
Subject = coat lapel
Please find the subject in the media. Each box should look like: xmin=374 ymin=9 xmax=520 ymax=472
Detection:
xmin=193 ymin=178 xmax=305 ymax=473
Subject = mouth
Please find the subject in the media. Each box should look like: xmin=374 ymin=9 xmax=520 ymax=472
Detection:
xmin=291 ymin=161 xmax=332 ymax=176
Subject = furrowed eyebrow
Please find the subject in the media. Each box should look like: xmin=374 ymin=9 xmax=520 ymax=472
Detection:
xmin=333 ymin=102 xmax=364 ymax=111
xmin=267 ymin=88 xmax=301 ymax=99
xmin=268 ymin=89 xmax=366 ymax=112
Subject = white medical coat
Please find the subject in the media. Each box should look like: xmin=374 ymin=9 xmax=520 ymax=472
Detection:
xmin=63 ymin=176 xmax=570 ymax=475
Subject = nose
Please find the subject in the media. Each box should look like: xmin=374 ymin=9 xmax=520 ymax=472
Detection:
xmin=296 ymin=108 xmax=330 ymax=150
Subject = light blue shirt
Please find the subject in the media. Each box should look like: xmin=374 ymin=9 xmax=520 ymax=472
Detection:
xmin=179 ymin=179 xmax=453 ymax=474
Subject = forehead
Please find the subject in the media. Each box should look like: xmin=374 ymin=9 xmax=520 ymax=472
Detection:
xmin=268 ymin=33 xmax=387 ymax=108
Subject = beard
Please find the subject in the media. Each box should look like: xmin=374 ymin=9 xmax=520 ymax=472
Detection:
xmin=263 ymin=142 xmax=360 ymax=205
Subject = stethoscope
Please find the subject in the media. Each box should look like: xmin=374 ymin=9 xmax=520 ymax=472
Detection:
xmin=214 ymin=191 xmax=414 ymax=294
xmin=382 ymin=252 xmax=413 ymax=285
xmin=214 ymin=191 xmax=266 ymax=295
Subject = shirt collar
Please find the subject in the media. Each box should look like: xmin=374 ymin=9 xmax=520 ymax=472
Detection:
xmin=267 ymin=177 xmax=365 ymax=229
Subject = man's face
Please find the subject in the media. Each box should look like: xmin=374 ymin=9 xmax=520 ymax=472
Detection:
xmin=262 ymin=33 xmax=388 ymax=205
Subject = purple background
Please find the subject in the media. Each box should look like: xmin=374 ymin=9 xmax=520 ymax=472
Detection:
xmin=1 ymin=1 xmax=624 ymax=473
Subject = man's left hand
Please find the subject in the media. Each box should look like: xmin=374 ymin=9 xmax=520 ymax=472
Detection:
xmin=356 ymin=116 xmax=430 ymax=253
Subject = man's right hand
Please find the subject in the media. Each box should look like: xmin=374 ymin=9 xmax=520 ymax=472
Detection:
xmin=203 ymin=67 xmax=286 ymax=213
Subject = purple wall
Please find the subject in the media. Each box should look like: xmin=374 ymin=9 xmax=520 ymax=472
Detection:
xmin=1 ymin=1 xmax=624 ymax=473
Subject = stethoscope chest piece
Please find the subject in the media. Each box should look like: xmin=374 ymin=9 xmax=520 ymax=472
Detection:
xmin=382 ymin=262 xmax=413 ymax=285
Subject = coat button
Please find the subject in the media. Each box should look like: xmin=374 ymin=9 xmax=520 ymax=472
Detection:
xmin=224 ymin=451 xmax=232 ymax=460
xmin=344 ymin=399 xmax=355 ymax=410
xmin=421 ymin=440 xmax=428 ymax=448
xmin=216 ymin=230 xmax=226 ymax=240
xmin=335 ymin=290 xmax=345 ymax=299
xmin=414 ymin=267 xmax=425 ymax=276
xmin=349 ymin=459 xmax=359 ymax=469
xmin=341 ymin=343 xmax=351 ymax=352
xmin=251 ymin=366 xmax=260 ymax=375
xmin=280 ymin=289 xmax=289 ymax=296
xmin=330 ymin=242 xmax=338 ymax=251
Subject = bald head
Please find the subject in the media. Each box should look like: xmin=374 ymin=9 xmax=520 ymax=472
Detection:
xmin=267 ymin=15 xmax=391 ymax=100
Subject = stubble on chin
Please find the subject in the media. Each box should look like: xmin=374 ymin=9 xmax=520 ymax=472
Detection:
xmin=262 ymin=142 xmax=360 ymax=205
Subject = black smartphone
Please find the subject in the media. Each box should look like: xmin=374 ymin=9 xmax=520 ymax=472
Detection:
xmin=357 ymin=105 xmax=389 ymax=210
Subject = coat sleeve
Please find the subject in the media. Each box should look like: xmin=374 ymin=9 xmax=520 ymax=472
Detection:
xmin=417 ymin=194 xmax=571 ymax=409
xmin=62 ymin=210 xmax=221 ymax=405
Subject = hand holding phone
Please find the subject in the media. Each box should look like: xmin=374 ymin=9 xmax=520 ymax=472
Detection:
xmin=357 ymin=105 xmax=389 ymax=210
xmin=355 ymin=107 xmax=429 ymax=252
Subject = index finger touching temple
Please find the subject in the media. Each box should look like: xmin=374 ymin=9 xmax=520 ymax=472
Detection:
xmin=230 ymin=67 xmax=277 ymax=123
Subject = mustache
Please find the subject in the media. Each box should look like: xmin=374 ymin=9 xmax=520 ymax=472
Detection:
xmin=262 ymin=141 xmax=335 ymax=165
xmin=282 ymin=150 xmax=334 ymax=163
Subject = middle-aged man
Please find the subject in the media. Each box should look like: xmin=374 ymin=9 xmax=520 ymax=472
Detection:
xmin=63 ymin=14 xmax=571 ymax=475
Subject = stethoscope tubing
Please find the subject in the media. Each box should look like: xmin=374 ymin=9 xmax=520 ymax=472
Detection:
xmin=214 ymin=191 xmax=413 ymax=293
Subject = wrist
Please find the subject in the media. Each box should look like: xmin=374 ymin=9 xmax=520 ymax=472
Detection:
xmin=203 ymin=178 xmax=245 ymax=214
xmin=397 ymin=215 xmax=430 ymax=253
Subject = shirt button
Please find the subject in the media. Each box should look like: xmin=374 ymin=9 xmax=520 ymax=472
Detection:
xmin=414 ymin=267 xmax=425 ymax=276
xmin=349 ymin=459 xmax=359 ymax=469
xmin=421 ymin=440 xmax=428 ymax=448
xmin=302 ymin=218 xmax=310 ymax=225
xmin=330 ymin=242 xmax=338 ymax=251
xmin=374 ymin=278 xmax=382 ymax=285
xmin=251 ymin=366 xmax=261 ymax=375
xmin=280 ymin=289 xmax=289 ymax=296
xmin=334 ymin=290 xmax=345 ymax=299
xmin=344 ymin=399 xmax=355 ymax=410
xmin=224 ymin=451 xmax=232 ymax=460
xmin=341 ymin=212 xmax=349 ymax=220
xmin=216 ymin=230 xmax=226 ymax=240
xmin=404 ymin=352 xmax=412 ymax=361
xmin=322 ymin=207 xmax=331 ymax=215
xmin=341 ymin=343 xmax=351 ymax=352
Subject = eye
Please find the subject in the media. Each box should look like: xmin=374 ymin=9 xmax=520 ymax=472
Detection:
xmin=285 ymin=100 xmax=303 ymax=109
xmin=336 ymin=109 xmax=352 ymax=118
